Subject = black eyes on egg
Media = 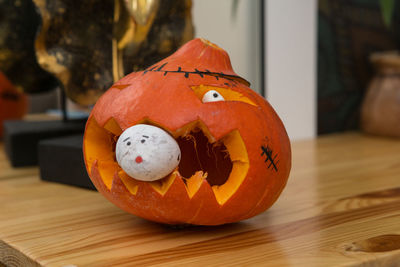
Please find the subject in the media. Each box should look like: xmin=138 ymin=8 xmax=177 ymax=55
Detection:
xmin=124 ymin=135 xmax=148 ymax=146
xmin=127 ymin=140 xmax=146 ymax=145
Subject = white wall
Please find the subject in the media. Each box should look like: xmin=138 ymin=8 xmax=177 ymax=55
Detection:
xmin=193 ymin=0 xmax=317 ymax=140
xmin=266 ymin=0 xmax=317 ymax=140
xmin=192 ymin=0 xmax=261 ymax=94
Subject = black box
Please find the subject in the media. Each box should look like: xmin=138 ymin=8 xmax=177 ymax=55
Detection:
xmin=4 ymin=119 xmax=86 ymax=167
xmin=38 ymin=134 xmax=95 ymax=190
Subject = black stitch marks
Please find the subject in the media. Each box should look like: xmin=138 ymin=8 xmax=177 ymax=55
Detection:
xmin=261 ymin=145 xmax=278 ymax=172
xmin=156 ymin=63 xmax=168 ymax=71
xmin=143 ymin=62 xmax=247 ymax=86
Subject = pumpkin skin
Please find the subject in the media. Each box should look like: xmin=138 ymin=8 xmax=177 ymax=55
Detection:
xmin=0 ymin=72 xmax=28 ymax=137
xmin=83 ymin=38 xmax=291 ymax=225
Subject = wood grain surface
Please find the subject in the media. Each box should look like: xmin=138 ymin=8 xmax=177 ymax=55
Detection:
xmin=0 ymin=132 xmax=400 ymax=266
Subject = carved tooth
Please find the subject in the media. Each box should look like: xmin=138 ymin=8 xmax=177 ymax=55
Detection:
xmin=90 ymin=160 xmax=113 ymax=195
xmin=185 ymin=171 xmax=208 ymax=198
xmin=148 ymin=170 xmax=178 ymax=195
xmin=103 ymin=117 xmax=123 ymax=136
xmin=111 ymin=170 xmax=131 ymax=194
xmin=96 ymin=160 xmax=120 ymax=189
xmin=118 ymin=171 xmax=139 ymax=195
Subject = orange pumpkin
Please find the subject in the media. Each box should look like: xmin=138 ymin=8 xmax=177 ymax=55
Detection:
xmin=83 ymin=38 xmax=291 ymax=225
xmin=0 ymin=72 xmax=28 ymax=137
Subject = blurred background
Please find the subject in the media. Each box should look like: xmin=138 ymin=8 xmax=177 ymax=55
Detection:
xmin=2 ymin=0 xmax=400 ymax=141
xmin=196 ymin=0 xmax=400 ymax=141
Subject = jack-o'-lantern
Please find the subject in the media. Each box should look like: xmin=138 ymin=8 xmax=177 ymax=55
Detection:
xmin=0 ymin=72 xmax=28 ymax=138
xmin=83 ymin=38 xmax=291 ymax=225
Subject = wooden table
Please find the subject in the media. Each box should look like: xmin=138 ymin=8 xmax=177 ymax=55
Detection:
xmin=1 ymin=132 xmax=400 ymax=266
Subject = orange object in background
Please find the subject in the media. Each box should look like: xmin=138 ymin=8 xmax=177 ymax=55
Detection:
xmin=0 ymin=72 xmax=28 ymax=137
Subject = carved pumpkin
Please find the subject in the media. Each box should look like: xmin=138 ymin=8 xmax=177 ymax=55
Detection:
xmin=83 ymin=38 xmax=291 ymax=225
xmin=0 ymin=72 xmax=28 ymax=137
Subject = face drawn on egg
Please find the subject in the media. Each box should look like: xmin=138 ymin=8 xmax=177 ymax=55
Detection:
xmin=116 ymin=124 xmax=181 ymax=181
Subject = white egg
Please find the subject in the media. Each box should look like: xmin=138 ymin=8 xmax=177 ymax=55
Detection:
xmin=116 ymin=124 xmax=181 ymax=181
xmin=202 ymin=90 xmax=225 ymax=103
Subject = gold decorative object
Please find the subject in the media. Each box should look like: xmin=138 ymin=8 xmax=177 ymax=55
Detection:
xmin=0 ymin=0 xmax=58 ymax=93
xmin=34 ymin=0 xmax=193 ymax=106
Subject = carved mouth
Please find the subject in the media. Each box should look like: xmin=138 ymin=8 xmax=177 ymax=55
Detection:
xmin=84 ymin=117 xmax=249 ymax=205
xmin=177 ymin=128 xmax=232 ymax=187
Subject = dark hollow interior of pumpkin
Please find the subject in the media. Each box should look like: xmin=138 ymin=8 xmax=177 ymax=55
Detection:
xmin=176 ymin=128 xmax=233 ymax=186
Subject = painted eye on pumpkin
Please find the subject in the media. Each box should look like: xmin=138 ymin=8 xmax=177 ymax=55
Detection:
xmin=192 ymin=85 xmax=257 ymax=107
xmin=202 ymin=90 xmax=225 ymax=103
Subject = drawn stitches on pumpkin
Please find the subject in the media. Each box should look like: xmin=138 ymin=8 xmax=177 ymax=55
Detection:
xmin=83 ymin=38 xmax=291 ymax=225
